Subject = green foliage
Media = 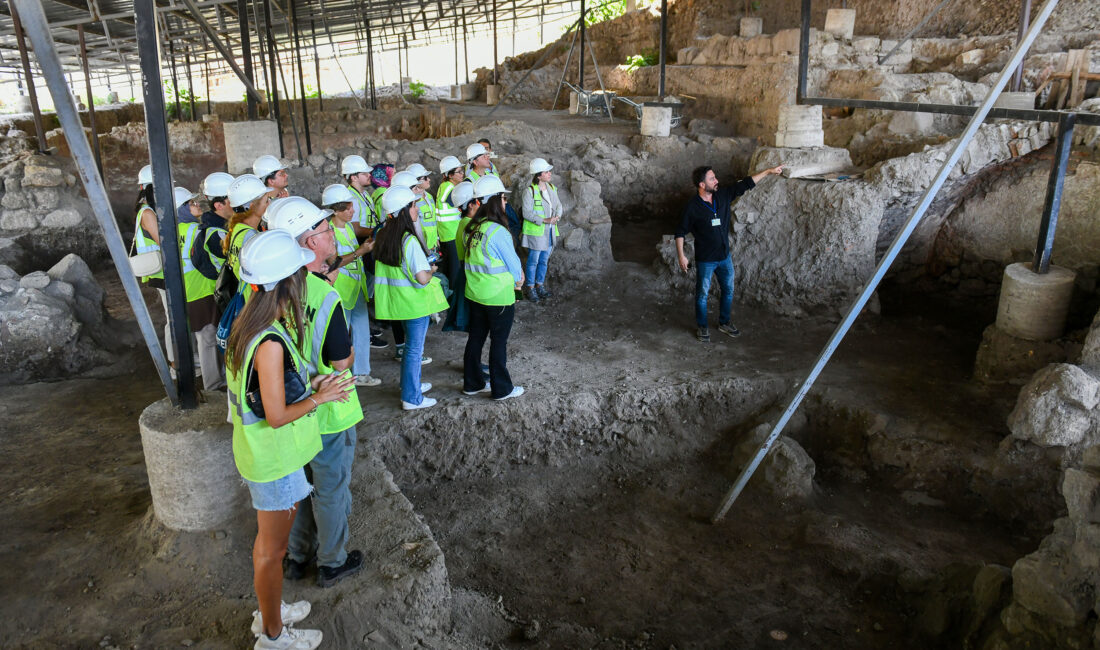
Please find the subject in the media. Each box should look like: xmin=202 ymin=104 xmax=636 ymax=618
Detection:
xmin=743 ymin=0 xmax=761 ymax=13
xmin=163 ymin=80 xmax=200 ymax=120
xmin=584 ymin=0 xmax=625 ymax=26
xmin=623 ymin=48 xmax=659 ymax=73
xmin=408 ymin=80 xmax=428 ymax=99
xmin=304 ymin=84 xmax=321 ymax=100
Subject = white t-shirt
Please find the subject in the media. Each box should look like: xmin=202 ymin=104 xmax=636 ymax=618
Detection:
xmin=403 ymin=237 xmax=430 ymax=282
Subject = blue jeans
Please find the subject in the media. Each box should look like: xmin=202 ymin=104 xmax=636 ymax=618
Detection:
xmin=344 ymin=301 xmax=371 ymax=376
xmin=286 ymin=427 xmax=356 ymax=568
xmin=695 ymin=256 xmax=734 ymax=328
xmin=401 ymin=316 xmax=430 ymax=404
xmin=524 ymin=248 xmax=551 ymax=287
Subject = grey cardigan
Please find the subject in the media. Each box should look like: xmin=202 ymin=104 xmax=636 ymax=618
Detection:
xmin=520 ymin=183 xmax=563 ymax=251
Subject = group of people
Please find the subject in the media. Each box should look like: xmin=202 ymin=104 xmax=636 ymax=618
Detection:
xmin=129 ymin=138 xmax=565 ymax=650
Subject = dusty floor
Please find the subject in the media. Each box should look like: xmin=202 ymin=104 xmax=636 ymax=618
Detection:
xmin=0 ymin=257 xmax=1045 ymax=649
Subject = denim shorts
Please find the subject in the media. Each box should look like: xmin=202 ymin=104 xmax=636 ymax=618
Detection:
xmin=244 ymin=468 xmax=313 ymax=511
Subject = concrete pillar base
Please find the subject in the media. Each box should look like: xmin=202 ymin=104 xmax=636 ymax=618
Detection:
xmin=995 ymin=262 xmax=1076 ymax=341
xmin=824 ymin=8 xmax=856 ymax=40
xmin=740 ymin=17 xmax=763 ymax=38
xmin=568 ymin=91 xmax=580 ymax=115
xmin=459 ymin=84 xmax=477 ymax=101
xmin=486 ymin=84 xmax=502 ymax=106
xmin=223 ymin=120 xmax=280 ymax=175
xmin=139 ymin=396 xmax=248 ymax=532
xmin=641 ymin=105 xmax=672 ymax=137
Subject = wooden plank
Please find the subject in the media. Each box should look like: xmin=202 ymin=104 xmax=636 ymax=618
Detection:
xmin=1068 ymin=48 xmax=1088 ymax=107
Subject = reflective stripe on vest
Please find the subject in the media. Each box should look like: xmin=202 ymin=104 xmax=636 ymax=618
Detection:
xmin=332 ymin=222 xmax=365 ymax=309
xmin=417 ymin=191 xmax=438 ymax=248
xmin=178 ymin=222 xmax=215 ymax=301
xmin=302 ymin=273 xmax=364 ymax=434
xmin=204 ymin=226 xmax=227 ymax=273
xmin=522 ymin=183 xmax=560 ymax=238
xmin=371 ymin=186 xmax=387 ymax=224
xmin=227 ymin=321 xmax=322 ymax=483
xmin=228 ymin=224 xmax=257 ymax=280
xmin=372 ymin=234 xmax=448 ymax=320
xmin=349 ymin=185 xmax=377 ymax=229
xmin=464 ymin=221 xmax=515 ymax=306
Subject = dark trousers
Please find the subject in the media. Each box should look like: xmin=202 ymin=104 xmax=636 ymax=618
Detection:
xmin=385 ymin=320 xmax=405 ymax=346
xmin=463 ymin=302 xmax=514 ymax=398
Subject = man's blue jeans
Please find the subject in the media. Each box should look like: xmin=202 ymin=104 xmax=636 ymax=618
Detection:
xmin=287 ymin=426 xmax=356 ymax=569
xmin=695 ymin=256 xmax=734 ymax=328
xmin=401 ymin=316 xmax=430 ymax=405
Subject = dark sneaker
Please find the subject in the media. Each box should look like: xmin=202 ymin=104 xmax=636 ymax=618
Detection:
xmin=536 ymin=284 xmax=552 ymax=299
xmin=370 ymin=326 xmax=383 ymax=337
xmin=283 ymin=556 xmax=311 ymax=581
xmin=370 ymin=335 xmax=389 ymax=349
xmin=523 ymin=286 xmax=540 ymax=303
xmin=717 ymin=323 xmax=741 ymax=338
xmin=696 ymin=327 xmax=710 ymax=343
xmin=317 ymin=550 xmax=364 ymax=588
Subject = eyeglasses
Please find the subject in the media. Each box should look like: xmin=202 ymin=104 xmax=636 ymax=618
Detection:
xmin=417 ymin=176 xmax=429 ymax=181
xmin=307 ymin=223 xmax=334 ymax=239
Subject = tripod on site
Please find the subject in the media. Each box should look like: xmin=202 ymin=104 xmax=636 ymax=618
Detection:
xmin=550 ymin=11 xmax=614 ymax=122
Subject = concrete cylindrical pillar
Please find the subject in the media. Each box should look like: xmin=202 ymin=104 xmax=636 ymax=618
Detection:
xmin=640 ymin=105 xmax=672 ymax=137
xmin=139 ymin=397 xmax=248 ymax=532
xmin=486 ymin=84 xmax=501 ymax=106
xmin=995 ymin=262 xmax=1077 ymax=341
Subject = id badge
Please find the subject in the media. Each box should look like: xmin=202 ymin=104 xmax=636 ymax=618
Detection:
xmin=710 ymin=218 xmax=721 ymax=227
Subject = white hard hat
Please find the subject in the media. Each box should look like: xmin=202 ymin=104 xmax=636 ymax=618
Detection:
xmin=340 ymin=154 xmax=370 ymax=176
xmin=451 ymin=181 xmax=475 ymax=209
xmin=239 ymin=229 xmax=315 ymax=291
xmin=473 ymin=175 xmax=507 ymax=199
xmin=439 ymin=155 xmax=462 ymax=174
xmin=253 ymin=154 xmax=287 ymax=179
xmin=381 ymin=186 xmax=417 ymax=216
xmin=465 ymin=143 xmax=488 ymax=161
xmin=390 ymin=170 xmax=419 ymax=189
xmin=321 ymin=184 xmax=355 ymax=206
xmin=265 ymin=196 xmax=332 ymax=239
xmin=405 ymin=163 xmax=430 ymax=178
xmin=173 ymin=186 xmax=199 ymax=210
xmin=201 ymin=171 xmax=235 ymax=198
xmin=227 ymin=174 xmax=268 ymax=209
xmin=529 ymin=158 xmax=553 ymax=175
xmin=138 ymin=164 xmax=153 ymax=187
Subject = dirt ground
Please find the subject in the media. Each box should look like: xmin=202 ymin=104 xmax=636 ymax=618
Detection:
xmin=1 ymin=253 xmax=1047 ymax=649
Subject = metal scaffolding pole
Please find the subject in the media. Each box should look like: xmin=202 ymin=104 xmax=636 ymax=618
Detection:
xmin=492 ymin=0 xmax=498 ymax=85
xmin=167 ymin=37 xmax=183 ymax=120
xmin=311 ymin=19 xmax=322 ymax=112
xmin=263 ymin=0 xmax=283 ymax=156
xmin=462 ymin=8 xmax=469 ymax=84
xmin=11 ymin=0 xmax=180 ymax=406
xmin=1012 ymin=0 xmax=1032 ymax=91
xmin=204 ymin=41 xmax=212 ymax=116
xmin=713 ymin=0 xmax=1062 ymax=522
xmin=78 ymin=24 xmax=104 ymax=176
xmin=578 ymin=0 xmax=585 ymax=90
xmin=1032 ymin=112 xmax=1075 ymax=273
xmin=366 ymin=17 xmax=376 ymax=109
xmin=8 ymin=1 xmax=46 ymax=152
xmin=185 ymin=46 xmax=196 ymax=121
xmin=238 ymin=0 xmax=257 ymax=118
xmin=658 ymin=0 xmax=667 ymax=98
xmin=291 ymin=0 xmax=311 ymax=154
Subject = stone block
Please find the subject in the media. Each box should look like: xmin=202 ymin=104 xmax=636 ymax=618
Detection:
xmin=0 ymin=209 xmax=36 ymax=230
xmin=569 ymin=91 xmax=580 ymax=115
xmin=740 ymin=16 xmax=763 ymax=38
xmin=22 ymin=165 xmax=64 ymax=187
xmin=32 ymin=189 xmax=60 ymax=211
xmin=852 ymin=37 xmax=880 ymax=53
xmin=775 ymin=130 xmax=824 ymax=148
xmin=562 ymin=226 xmax=588 ymax=252
xmin=1 ymin=191 xmax=27 ymax=210
xmin=640 ymin=105 xmax=672 ymax=137
xmin=1012 ymin=547 xmax=1091 ymax=627
xmin=42 ymin=207 xmax=83 ymax=228
xmin=677 ymin=46 xmax=698 ymax=64
xmin=731 ymin=423 xmax=816 ymax=501
xmin=995 ymin=92 xmax=1036 ymax=111
xmin=956 ymin=49 xmax=985 ymax=66
xmin=223 ymin=120 xmax=281 ymax=175
xmin=773 ymin=28 xmax=801 ymax=54
xmin=486 ymin=84 xmax=502 ymax=106
xmin=201 ymin=114 xmax=219 ymax=123
xmin=1063 ymin=469 xmax=1100 ymax=524
xmin=19 ymin=271 xmax=50 ymax=289
xmin=750 ymin=145 xmax=852 ymax=178
xmin=824 ymin=8 xmax=856 ymax=40
xmin=1008 ymin=363 xmax=1100 ymax=447
xmin=888 ymin=110 xmax=935 ymax=136
xmin=996 ymin=263 xmax=1075 ymax=341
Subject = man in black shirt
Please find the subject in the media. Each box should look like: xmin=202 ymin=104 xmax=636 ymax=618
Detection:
xmin=675 ymin=164 xmax=783 ymax=342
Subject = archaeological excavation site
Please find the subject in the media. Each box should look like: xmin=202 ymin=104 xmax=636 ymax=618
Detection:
xmin=2 ymin=0 xmax=1100 ymax=647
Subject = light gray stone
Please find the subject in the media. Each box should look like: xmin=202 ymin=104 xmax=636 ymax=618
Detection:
xmin=19 ymin=271 xmax=50 ymax=289
xmin=562 ymin=226 xmax=588 ymax=252
xmin=0 ymin=209 xmax=36 ymax=230
xmin=1063 ymin=468 xmax=1100 ymax=524
xmin=1080 ymin=308 xmax=1100 ymax=371
xmin=1008 ymin=363 xmax=1100 ymax=447
xmin=21 ymin=165 xmax=64 ymax=187
xmin=31 ymin=188 xmax=60 ymax=211
xmin=731 ymin=423 xmax=816 ymax=501
xmin=0 ymin=238 xmax=29 ymax=274
xmin=47 ymin=253 xmax=105 ymax=328
xmin=1 ymin=191 xmax=28 ymax=210
xmin=42 ymin=207 xmax=84 ymax=228
xmin=1012 ymin=526 xmax=1092 ymax=627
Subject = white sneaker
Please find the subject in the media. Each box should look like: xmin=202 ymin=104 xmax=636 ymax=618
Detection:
xmin=253 ymin=625 xmax=322 ymax=650
xmin=420 ymin=382 xmax=432 ymax=393
xmin=494 ymin=386 xmax=525 ymax=401
xmin=402 ymin=396 xmax=437 ymax=410
xmin=250 ymin=601 xmax=312 ymax=636
xmin=354 ymin=375 xmax=381 ymax=387
xmin=420 ymin=356 xmax=433 ymax=366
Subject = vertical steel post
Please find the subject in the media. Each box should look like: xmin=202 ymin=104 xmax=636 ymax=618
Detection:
xmin=1012 ymin=0 xmax=1032 ymax=91
xmin=291 ymin=0 xmax=311 ymax=154
xmin=1032 ymin=111 xmax=1075 ymax=273
xmin=462 ymin=9 xmax=469 ymax=84
xmin=12 ymin=0 xmax=178 ymax=406
xmin=312 ymin=19 xmax=323 ymax=112
xmin=366 ymin=18 xmax=377 ymax=109
xmin=454 ymin=20 xmax=459 ymax=85
xmin=185 ymin=47 xmax=196 ymax=121
xmin=797 ymin=0 xmax=810 ymax=103
xmin=204 ymin=43 xmax=212 ymax=116
xmin=78 ymin=24 xmax=104 ymax=176
xmin=658 ymin=0 xmax=667 ymax=98
xmin=263 ymin=0 xmax=284 ymax=156
xmin=9 ymin=0 xmax=47 ymax=152
xmin=238 ymin=0 xmax=257 ymax=119
xmin=492 ymin=0 xmax=499 ymax=85
xmin=398 ymin=33 xmax=404 ymax=98
xmin=168 ymin=38 xmax=183 ymax=120
xmin=252 ymin=0 xmax=270 ymax=113
xmin=134 ymin=0 xmax=198 ymax=409
xmin=579 ymin=0 xmax=586 ymax=90
xmin=712 ymin=0 xmax=1063 ymax=522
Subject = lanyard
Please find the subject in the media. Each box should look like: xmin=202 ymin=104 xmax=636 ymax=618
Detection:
xmin=699 ymin=196 xmax=718 ymax=218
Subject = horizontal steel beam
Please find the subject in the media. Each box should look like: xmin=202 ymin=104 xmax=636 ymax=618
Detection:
xmin=802 ymin=96 xmax=1100 ymax=126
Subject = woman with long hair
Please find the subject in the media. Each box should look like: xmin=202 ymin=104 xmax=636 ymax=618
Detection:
xmin=224 ymin=174 xmax=274 ymax=298
xmin=373 ymin=186 xmax=448 ymax=410
xmin=132 ymin=166 xmax=173 ymax=354
xmin=226 ymin=229 xmax=354 ymax=650
xmin=461 ymin=176 xmax=525 ymax=401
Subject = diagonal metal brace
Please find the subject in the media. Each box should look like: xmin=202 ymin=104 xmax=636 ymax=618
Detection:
xmin=179 ymin=0 xmax=265 ymax=104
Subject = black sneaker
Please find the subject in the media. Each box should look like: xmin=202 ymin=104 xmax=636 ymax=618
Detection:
xmin=283 ymin=556 xmax=311 ymax=580
xmin=696 ymin=327 xmax=710 ymax=343
xmin=370 ymin=335 xmax=389 ymax=349
xmin=370 ymin=326 xmax=383 ymax=337
xmin=317 ymin=549 xmax=364 ymax=588
xmin=717 ymin=323 xmax=741 ymax=338
xmin=523 ymin=286 xmax=540 ymax=303
xmin=536 ymin=284 xmax=552 ymax=299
